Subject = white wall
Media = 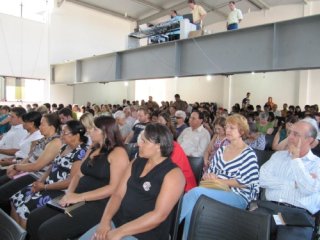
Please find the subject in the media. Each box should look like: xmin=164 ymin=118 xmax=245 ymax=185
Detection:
xmin=230 ymin=71 xmax=300 ymax=108
xmin=58 ymin=69 xmax=320 ymax=110
xmin=50 ymin=84 xmax=73 ymax=105
xmin=0 ymin=13 xmax=48 ymax=79
xmin=308 ymin=69 xmax=320 ymax=105
xmin=73 ymin=81 xmax=133 ymax=106
xmin=176 ymin=76 xmax=225 ymax=104
xmin=48 ymin=1 xmax=134 ymax=104
xmin=68 ymin=75 xmax=225 ymax=106
xmin=49 ymin=1 xmax=134 ymax=64
xmin=132 ymin=76 xmax=224 ymax=104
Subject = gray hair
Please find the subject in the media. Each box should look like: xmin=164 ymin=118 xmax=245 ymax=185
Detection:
xmin=114 ymin=110 xmax=126 ymax=119
xmin=300 ymin=117 xmax=319 ymax=139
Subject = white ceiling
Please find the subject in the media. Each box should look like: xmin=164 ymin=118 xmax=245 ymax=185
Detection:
xmin=63 ymin=0 xmax=317 ymax=26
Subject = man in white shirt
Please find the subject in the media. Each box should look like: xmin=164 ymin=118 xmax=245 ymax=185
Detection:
xmin=178 ymin=110 xmax=210 ymax=157
xmin=259 ymin=118 xmax=320 ymax=240
xmin=114 ymin=110 xmax=131 ymax=142
xmin=226 ymin=1 xmax=243 ymax=30
xmin=123 ymin=106 xmax=136 ymax=129
xmin=0 ymin=107 xmax=28 ymax=164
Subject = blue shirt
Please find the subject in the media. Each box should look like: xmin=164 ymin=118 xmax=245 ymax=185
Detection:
xmin=168 ymin=15 xmax=183 ymax=35
xmin=0 ymin=114 xmax=10 ymax=134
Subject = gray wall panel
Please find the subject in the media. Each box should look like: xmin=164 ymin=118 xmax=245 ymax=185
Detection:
xmin=180 ymin=25 xmax=274 ymax=76
xmin=276 ymin=17 xmax=320 ymax=69
xmin=81 ymin=54 xmax=116 ymax=82
xmin=51 ymin=15 xmax=320 ymax=83
xmin=53 ymin=62 xmax=76 ymax=84
xmin=121 ymin=44 xmax=176 ymax=80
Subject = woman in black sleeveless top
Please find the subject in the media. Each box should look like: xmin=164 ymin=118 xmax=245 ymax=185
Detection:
xmin=27 ymin=116 xmax=129 ymax=240
xmin=80 ymin=123 xmax=185 ymax=240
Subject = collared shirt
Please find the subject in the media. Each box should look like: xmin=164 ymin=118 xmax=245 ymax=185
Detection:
xmin=260 ymin=150 xmax=320 ymax=214
xmin=15 ymin=130 xmax=43 ymax=159
xmin=177 ymin=125 xmax=210 ymax=157
xmin=0 ymin=124 xmax=28 ymax=159
xmin=227 ymin=8 xmax=243 ymax=25
xmin=191 ymin=5 xmax=207 ymax=24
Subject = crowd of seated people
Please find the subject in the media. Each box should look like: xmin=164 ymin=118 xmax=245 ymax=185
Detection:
xmin=0 ymin=96 xmax=319 ymax=240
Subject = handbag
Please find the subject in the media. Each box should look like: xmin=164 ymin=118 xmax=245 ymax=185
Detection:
xmin=199 ymin=179 xmax=230 ymax=191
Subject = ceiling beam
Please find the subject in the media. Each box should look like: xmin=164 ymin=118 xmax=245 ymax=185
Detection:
xmin=130 ymin=0 xmax=163 ymax=11
xmin=199 ymin=1 xmax=227 ymax=18
xmin=137 ymin=1 xmax=188 ymax=25
xmin=66 ymin=0 xmax=137 ymax=22
xmin=246 ymin=0 xmax=270 ymax=9
xmin=57 ymin=0 xmax=65 ymax=7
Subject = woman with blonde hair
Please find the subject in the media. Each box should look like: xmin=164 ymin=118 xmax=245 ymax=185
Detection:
xmin=93 ymin=105 xmax=102 ymax=117
xmin=179 ymin=114 xmax=259 ymax=239
xmin=101 ymin=105 xmax=112 ymax=117
xmin=80 ymin=112 xmax=95 ymax=145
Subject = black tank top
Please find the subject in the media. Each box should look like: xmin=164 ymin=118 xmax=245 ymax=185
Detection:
xmin=75 ymin=152 xmax=110 ymax=199
xmin=113 ymin=157 xmax=177 ymax=240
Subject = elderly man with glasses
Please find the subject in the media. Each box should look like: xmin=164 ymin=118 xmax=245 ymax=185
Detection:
xmin=257 ymin=118 xmax=320 ymax=240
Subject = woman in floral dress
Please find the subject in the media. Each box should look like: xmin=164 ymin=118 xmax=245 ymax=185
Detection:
xmin=10 ymin=120 xmax=88 ymax=229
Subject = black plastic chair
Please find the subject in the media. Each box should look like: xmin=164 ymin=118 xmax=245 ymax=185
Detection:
xmin=169 ymin=197 xmax=183 ymax=240
xmin=187 ymin=195 xmax=271 ymax=240
xmin=253 ymin=149 xmax=274 ymax=168
xmin=264 ymin=134 xmax=275 ymax=151
xmin=124 ymin=143 xmax=138 ymax=161
xmin=312 ymin=211 xmax=320 ymax=240
xmin=0 ymin=208 xmax=27 ymax=240
xmin=187 ymin=156 xmax=204 ymax=185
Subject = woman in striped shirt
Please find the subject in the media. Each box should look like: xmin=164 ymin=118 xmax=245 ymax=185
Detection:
xmin=179 ymin=114 xmax=260 ymax=239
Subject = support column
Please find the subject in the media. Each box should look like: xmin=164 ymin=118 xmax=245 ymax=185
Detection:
xmin=223 ymin=75 xmax=232 ymax=111
xmin=0 ymin=77 xmax=5 ymax=100
xmin=298 ymin=70 xmax=310 ymax=106
xmin=303 ymin=1 xmax=311 ymax=17
xmin=15 ymin=78 xmax=22 ymax=101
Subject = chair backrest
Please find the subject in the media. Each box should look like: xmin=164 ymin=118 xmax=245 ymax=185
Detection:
xmin=264 ymin=134 xmax=275 ymax=150
xmin=187 ymin=156 xmax=204 ymax=184
xmin=0 ymin=209 xmax=27 ymax=240
xmin=254 ymin=149 xmax=274 ymax=168
xmin=253 ymin=149 xmax=274 ymax=168
xmin=312 ymin=210 xmax=320 ymax=240
xmin=124 ymin=143 xmax=138 ymax=161
xmin=169 ymin=196 xmax=183 ymax=240
xmin=188 ymin=195 xmax=271 ymax=240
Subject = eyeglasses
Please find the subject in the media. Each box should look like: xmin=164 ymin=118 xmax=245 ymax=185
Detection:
xmin=61 ymin=131 xmax=72 ymax=136
xmin=287 ymin=130 xmax=309 ymax=138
